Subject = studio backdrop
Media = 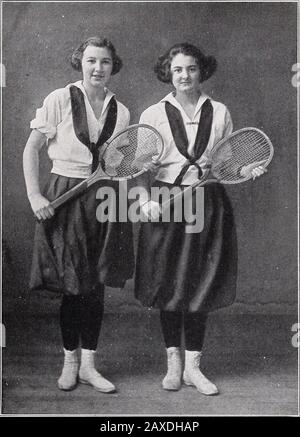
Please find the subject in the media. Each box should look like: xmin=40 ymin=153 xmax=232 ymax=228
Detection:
xmin=2 ymin=1 xmax=298 ymax=312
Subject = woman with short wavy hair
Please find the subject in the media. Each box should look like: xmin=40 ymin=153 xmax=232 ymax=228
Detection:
xmin=23 ymin=36 xmax=134 ymax=394
xmin=135 ymin=42 xmax=264 ymax=395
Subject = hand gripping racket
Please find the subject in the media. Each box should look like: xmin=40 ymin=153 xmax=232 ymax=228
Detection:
xmin=161 ymin=127 xmax=274 ymax=212
xmin=50 ymin=124 xmax=164 ymax=210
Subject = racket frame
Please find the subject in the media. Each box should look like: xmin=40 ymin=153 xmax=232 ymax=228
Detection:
xmin=50 ymin=123 xmax=164 ymax=210
xmin=205 ymin=127 xmax=274 ymax=185
xmin=160 ymin=127 xmax=274 ymax=213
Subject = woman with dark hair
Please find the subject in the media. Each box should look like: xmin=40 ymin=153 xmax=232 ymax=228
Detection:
xmin=23 ymin=37 xmax=134 ymax=393
xmin=135 ymin=42 xmax=265 ymax=395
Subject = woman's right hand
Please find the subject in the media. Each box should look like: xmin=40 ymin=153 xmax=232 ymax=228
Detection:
xmin=29 ymin=193 xmax=55 ymax=221
xmin=140 ymin=200 xmax=161 ymax=220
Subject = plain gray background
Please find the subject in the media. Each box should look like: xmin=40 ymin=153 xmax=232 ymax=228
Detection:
xmin=2 ymin=1 xmax=298 ymax=312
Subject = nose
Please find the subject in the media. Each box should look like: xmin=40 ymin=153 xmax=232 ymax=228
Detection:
xmin=94 ymin=61 xmax=103 ymax=71
xmin=181 ymin=69 xmax=189 ymax=79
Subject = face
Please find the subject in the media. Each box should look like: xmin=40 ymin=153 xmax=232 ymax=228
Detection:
xmin=170 ymin=53 xmax=201 ymax=93
xmin=81 ymin=45 xmax=113 ymax=88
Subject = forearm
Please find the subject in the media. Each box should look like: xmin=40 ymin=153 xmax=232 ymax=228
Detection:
xmin=23 ymin=130 xmax=46 ymax=199
xmin=23 ymin=147 xmax=41 ymax=199
xmin=23 ymin=130 xmax=55 ymax=220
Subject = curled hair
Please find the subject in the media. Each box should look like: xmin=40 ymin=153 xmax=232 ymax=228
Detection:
xmin=154 ymin=42 xmax=217 ymax=84
xmin=71 ymin=36 xmax=122 ymax=75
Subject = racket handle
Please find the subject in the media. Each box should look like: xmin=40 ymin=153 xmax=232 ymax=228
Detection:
xmin=160 ymin=185 xmax=194 ymax=214
xmin=50 ymin=180 xmax=89 ymax=210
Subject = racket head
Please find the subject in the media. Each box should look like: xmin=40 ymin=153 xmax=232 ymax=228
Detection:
xmin=207 ymin=127 xmax=274 ymax=184
xmin=98 ymin=124 xmax=164 ymax=179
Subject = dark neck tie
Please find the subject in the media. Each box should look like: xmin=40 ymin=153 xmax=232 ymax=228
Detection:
xmin=165 ymin=98 xmax=213 ymax=185
xmin=70 ymin=85 xmax=118 ymax=172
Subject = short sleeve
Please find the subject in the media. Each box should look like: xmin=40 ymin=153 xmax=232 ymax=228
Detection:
xmin=30 ymin=89 xmax=63 ymax=139
xmin=139 ymin=109 xmax=151 ymax=126
xmin=125 ymin=108 xmax=130 ymax=127
xmin=223 ymin=108 xmax=233 ymax=137
xmin=138 ymin=106 xmax=159 ymax=128
xmin=116 ymin=101 xmax=130 ymax=130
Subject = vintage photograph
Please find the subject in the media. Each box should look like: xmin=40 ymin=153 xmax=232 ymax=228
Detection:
xmin=1 ymin=0 xmax=299 ymax=417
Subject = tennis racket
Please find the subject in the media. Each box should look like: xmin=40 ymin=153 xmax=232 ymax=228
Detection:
xmin=160 ymin=127 xmax=274 ymax=212
xmin=49 ymin=124 xmax=164 ymax=210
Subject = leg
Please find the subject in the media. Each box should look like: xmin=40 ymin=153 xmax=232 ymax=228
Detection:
xmin=58 ymin=296 xmax=81 ymax=390
xmin=183 ymin=312 xmax=218 ymax=395
xmin=160 ymin=310 xmax=183 ymax=391
xmin=80 ymin=287 xmax=104 ymax=351
xmin=184 ymin=312 xmax=207 ymax=351
xmin=160 ymin=310 xmax=182 ymax=348
xmin=60 ymin=295 xmax=82 ymax=350
xmin=79 ymin=284 xmax=115 ymax=393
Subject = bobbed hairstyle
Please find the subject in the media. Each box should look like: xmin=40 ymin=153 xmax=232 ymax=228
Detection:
xmin=154 ymin=42 xmax=217 ymax=84
xmin=71 ymin=36 xmax=123 ymax=75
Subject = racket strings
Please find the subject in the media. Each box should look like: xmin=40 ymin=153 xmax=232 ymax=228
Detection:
xmin=210 ymin=131 xmax=272 ymax=181
xmin=101 ymin=127 xmax=162 ymax=177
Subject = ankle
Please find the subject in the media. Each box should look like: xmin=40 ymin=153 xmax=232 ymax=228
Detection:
xmin=58 ymin=349 xmax=79 ymax=391
xmin=63 ymin=348 xmax=79 ymax=363
xmin=162 ymin=347 xmax=182 ymax=391
xmin=80 ymin=348 xmax=96 ymax=366
xmin=184 ymin=350 xmax=202 ymax=370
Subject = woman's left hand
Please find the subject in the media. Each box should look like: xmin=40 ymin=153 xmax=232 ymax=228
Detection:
xmin=140 ymin=200 xmax=161 ymax=220
xmin=240 ymin=164 xmax=267 ymax=180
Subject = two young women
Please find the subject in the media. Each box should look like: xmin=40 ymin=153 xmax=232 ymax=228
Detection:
xmin=23 ymin=37 xmax=265 ymax=395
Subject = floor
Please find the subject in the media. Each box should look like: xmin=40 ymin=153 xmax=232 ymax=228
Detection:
xmin=1 ymin=300 xmax=299 ymax=416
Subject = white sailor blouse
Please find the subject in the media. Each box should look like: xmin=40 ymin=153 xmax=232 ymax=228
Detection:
xmin=139 ymin=92 xmax=233 ymax=185
xmin=30 ymin=81 xmax=130 ymax=179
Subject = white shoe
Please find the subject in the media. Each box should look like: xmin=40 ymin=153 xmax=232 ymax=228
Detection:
xmin=183 ymin=350 xmax=219 ymax=396
xmin=57 ymin=349 xmax=79 ymax=391
xmin=162 ymin=347 xmax=182 ymax=391
xmin=79 ymin=349 xmax=116 ymax=393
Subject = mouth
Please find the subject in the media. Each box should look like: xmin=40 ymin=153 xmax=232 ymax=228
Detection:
xmin=92 ymin=75 xmax=105 ymax=79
